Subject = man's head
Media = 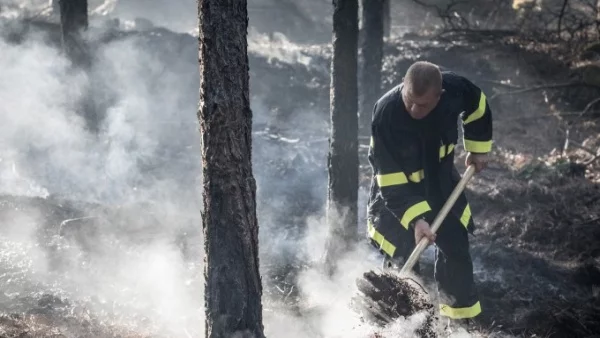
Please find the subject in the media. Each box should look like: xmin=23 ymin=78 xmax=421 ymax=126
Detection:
xmin=401 ymin=61 xmax=444 ymax=119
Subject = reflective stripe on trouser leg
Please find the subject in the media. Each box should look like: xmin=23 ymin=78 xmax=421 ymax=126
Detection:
xmin=367 ymin=209 xmax=416 ymax=262
xmin=434 ymin=214 xmax=481 ymax=319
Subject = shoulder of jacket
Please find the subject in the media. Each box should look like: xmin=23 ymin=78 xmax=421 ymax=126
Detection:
xmin=373 ymin=85 xmax=400 ymax=122
xmin=442 ymin=71 xmax=480 ymax=98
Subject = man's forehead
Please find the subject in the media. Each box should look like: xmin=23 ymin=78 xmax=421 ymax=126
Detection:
xmin=406 ymin=86 xmax=443 ymax=101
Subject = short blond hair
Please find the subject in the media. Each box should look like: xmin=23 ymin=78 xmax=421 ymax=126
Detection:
xmin=404 ymin=61 xmax=442 ymax=97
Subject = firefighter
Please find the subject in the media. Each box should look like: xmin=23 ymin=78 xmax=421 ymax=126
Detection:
xmin=366 ymin=61 xmax=492 ymax=325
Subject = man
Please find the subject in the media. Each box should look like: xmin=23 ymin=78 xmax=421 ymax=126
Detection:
xmin=366 ymin=61 xmax=492 ymax=325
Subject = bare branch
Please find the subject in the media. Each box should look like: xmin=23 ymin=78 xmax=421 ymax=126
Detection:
xmin=570 ymin=141 xmax=597 ymax=157
xmin=489 ymin=82 xmax=600 ymax=100
xmin=558 ymin=0 xmax=569 ymax=35
xmin=579 ymin=97 xmax=600 ymax=117
xmin=584 ymin=153 xmax=600 ymax=166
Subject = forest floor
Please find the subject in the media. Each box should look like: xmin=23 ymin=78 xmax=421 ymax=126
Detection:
xmin=253 ymin=30 xmax=600 ymax=337
xmin=0 ymin=14 xmax=599 ymax=338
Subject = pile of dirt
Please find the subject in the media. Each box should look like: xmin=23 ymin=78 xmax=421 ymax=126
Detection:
xmin=352 ymin=271 xmax=436 ymax=338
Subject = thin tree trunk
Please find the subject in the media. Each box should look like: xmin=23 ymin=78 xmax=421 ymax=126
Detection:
xmin=197 ymin=1 xmax=265 ymax=338
xmin=325 ymin=0 xmax=359 ymax=275
xmin=59 ymin=0 xmax=100 ymax=131
xmin=383 ymin=0 xmax=391 ymax=38
xmin=59 ymin=0 xmax=88 ymax=67
xmin=359 ymin=0 xmax=384 ymax=135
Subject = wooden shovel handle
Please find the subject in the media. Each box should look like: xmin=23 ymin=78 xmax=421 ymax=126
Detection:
xmin=398 ymin=165 xmax=476 ymax=276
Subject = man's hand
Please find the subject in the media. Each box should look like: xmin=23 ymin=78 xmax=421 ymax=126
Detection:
xmin=414 ymin=219 xmax=436 ymax=246
xmin=465 ymin=152 xmax=488 ymax=173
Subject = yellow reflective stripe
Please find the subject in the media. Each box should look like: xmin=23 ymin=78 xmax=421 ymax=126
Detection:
xmin=464 ymin=139 xmax=492 ymax=153
xmin=370 ymin=136 xmax=374 ymax=148
xmin=464 ymin=92 xmax=486 ymax=125
xmin=377 ymin=172 xmax=408 ymax=186
xmin=408 ymin=170 xmax=424 ymax=183
xmin=439 ymin=301 xmax=481 ymax=319
xmin=367 ymin=220 xmax=396 ymax=257
xmin=439 ymin=143 xmax=456 ymax=159
xmin=460 ymin=204 xmax=471 ymax=228
xmin=400 ymin=201 xmax=431 ymax=229
xmin=377 ymin=170 xmax=424 ymax=186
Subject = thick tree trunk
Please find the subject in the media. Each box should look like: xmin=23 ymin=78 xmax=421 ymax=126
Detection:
xmin=325 ymin=0 xmax=359 ymax=274
xmin=197 ymin=1 xmax=265 ymax=338
xmin=59 ymin=0 xmax=88 ymax=67
xmin=359 ymin=0 xmax=384 ymax=135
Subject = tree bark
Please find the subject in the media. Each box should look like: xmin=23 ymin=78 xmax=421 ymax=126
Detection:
xmin=59 ymin=0 xmax=88 ymax=67
xmin=359 ymin=0 xmax=384 ymax=135
xmin=197 ymin=1 xmax=265 ymax=338
xmin=325 ymin=0 xmax=359 ymax=275
xmin=383 ymin=0 xmax=391 ymax=38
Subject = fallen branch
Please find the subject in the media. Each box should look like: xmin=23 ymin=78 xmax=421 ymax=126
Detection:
xmin=490 ymin=82 xmax=600 ymax=100
xmin=570 ymin=141 xmax=597 ymax=157
xmin=584 ymin=152 xmax=600 ymax=166
xmin=503 ymin=110 xmax=600 ymax=120
xmin=579 ymin=97 xmax=600 ymax=117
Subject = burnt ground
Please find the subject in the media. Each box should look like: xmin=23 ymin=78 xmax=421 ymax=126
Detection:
xmin=1 ymin=15 xmax=600 ymax=338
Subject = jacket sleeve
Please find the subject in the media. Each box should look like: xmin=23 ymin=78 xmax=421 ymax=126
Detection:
xmin=460 ymin=78 xmax=493 ymax=153
xmin=370 ymin=121 xmax=433 ymax=229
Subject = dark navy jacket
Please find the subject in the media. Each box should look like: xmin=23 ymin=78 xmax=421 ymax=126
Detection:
xmin=367 ymin=71 xmax=493 ymax=236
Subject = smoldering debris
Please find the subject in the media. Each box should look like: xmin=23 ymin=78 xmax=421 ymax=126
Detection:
xmin=352 ymin=271 xmax=436 ymax=338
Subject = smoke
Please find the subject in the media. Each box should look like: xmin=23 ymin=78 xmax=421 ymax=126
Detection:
xmin=0 ymin=4 xmax=442 ymax=338
xmin=0 ymin=15 xmax=204 ymax=337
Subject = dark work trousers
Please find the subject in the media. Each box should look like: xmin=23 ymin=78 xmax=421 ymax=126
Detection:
xmin=434 ymin=212 xmax=480 ymax=319
xmin=370 ymin=207 xmax=481 ymax=319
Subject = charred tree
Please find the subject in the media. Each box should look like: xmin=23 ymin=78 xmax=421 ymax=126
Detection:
xmin=197 ymin=1 xmax=265 ymax=338
xmin=59 ymin=0 xmax=89 ymax=67
xmin=359 ymin=0 xmax=384 ymax=134
xmin=325 ymin=0 xmax=359 ymax=275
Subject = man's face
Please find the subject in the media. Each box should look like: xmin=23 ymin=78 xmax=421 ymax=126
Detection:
xmin=402 ymin=86 xmax=443 ymax=120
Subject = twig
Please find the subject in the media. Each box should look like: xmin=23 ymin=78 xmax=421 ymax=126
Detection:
xmin=572 ymin=216 xmax=600 ymax=228
xmin=490 ymin=82 xmax=600 ymax=100
xmin=558 ymin=0 xmax=569 ymax=36
xmin=284 ymin=285 xmax=294 ymax=302
xmin=570 ymin=141 xmax=597 ymax=156
xmin=478 ymin=79 xmax=523 ymax=89
xmin=501 ymin=110 xmax=600 ymax=120
xmin=402 ymin=277 xmax=429 ymax=295
xmin=579 ymin=97 xmax=600 ymax=117
xmin=584 ymin=152 xmax=600 ymax=166
xmin=563 ymin=128 xmax=570 ymax=156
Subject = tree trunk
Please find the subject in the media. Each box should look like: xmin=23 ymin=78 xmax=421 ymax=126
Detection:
xmin=359 ymin=0 xmax=384 ymax=135
xmin=383 ymin=0 xmax=391 ymax=38
xmin=59 ymin=0 xmax=100 ymax=131
xmin=325 ymin=0 xmax=359 ymax=275
xmin=197 ymin=1 xmax=265 ymax=338
xmin=59 ymin=0 xmax=88 ymax=67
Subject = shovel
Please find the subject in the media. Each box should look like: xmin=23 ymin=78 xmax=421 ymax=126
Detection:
xmin=398 ymin=165 xmax=476 ymax=276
